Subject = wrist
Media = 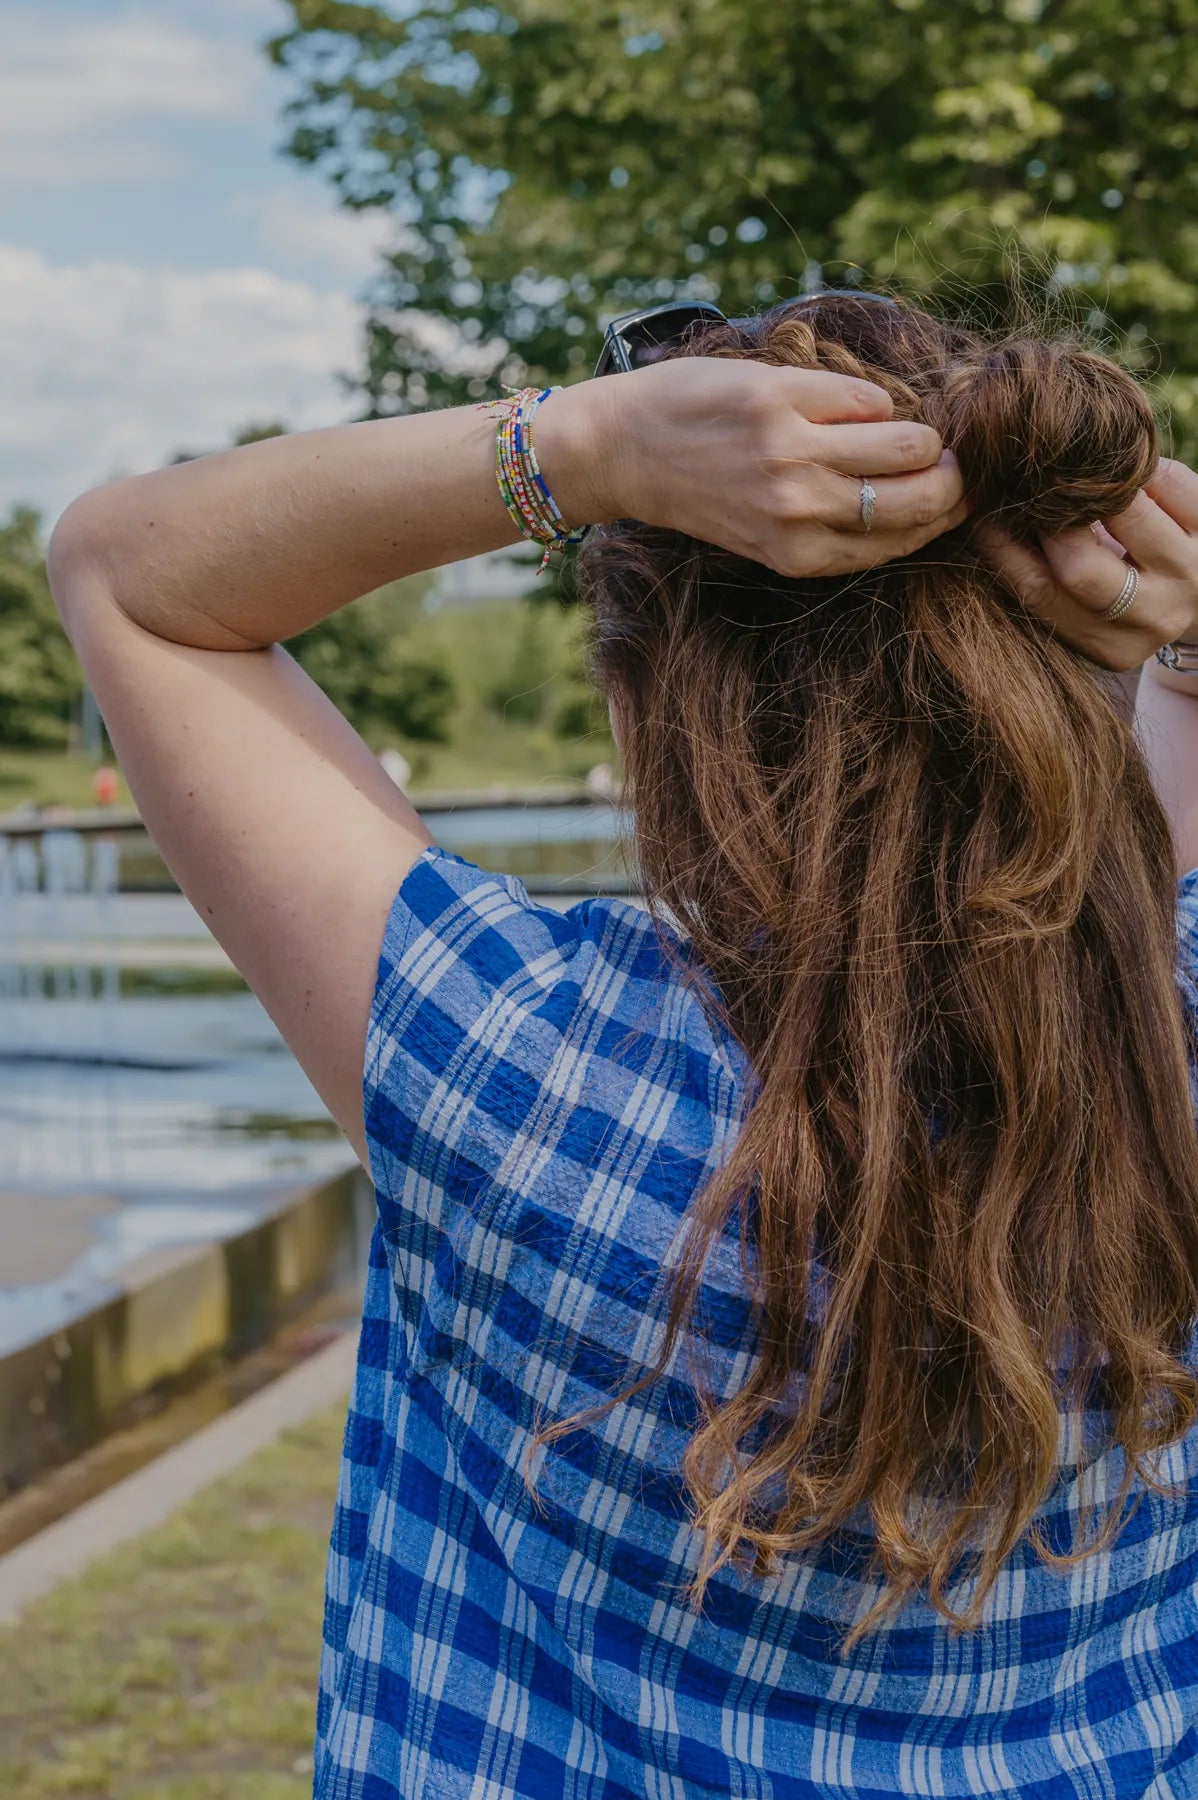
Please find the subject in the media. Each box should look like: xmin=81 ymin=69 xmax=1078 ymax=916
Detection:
xmin=531 ymin=379 xmax=628 ymax=528
xmin=1155 ymin=632 xmax=1198 ymax=670
xmin=1145 ymin=653 xmax=1198 ymax=697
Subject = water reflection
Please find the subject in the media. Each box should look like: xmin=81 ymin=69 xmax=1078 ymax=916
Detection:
xmin=0 ymin=827 xmax=355 ymax=1349
xmin=0 ymin=806 xmax=631 ymax=1350
xmin=430 ymin=802 xmax=631 ymax=888
xmin=0 ymin=827 xmax=351 ymax=1189
xmin=0 ymin=805 xmax=630 ymax=1189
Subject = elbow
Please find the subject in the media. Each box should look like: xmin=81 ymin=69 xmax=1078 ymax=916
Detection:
xmin=46 ymin=487 xmax=127 ymax=634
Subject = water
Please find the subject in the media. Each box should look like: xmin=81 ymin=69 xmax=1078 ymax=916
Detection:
xmin=0 ymin=805 xmax=628 ymax=1353
xmin=0 ymin=828 xmax=350 ymax=1197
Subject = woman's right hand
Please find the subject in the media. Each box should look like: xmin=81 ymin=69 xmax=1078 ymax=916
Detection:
xmin=543 ymin=356 xmax=968 ymax=577
xmin=975 ymin=459 xmax=1198 ymax=674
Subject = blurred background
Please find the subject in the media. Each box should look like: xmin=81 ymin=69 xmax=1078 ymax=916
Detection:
xmin=0 ymin=2 xmax=1195 ymax=1794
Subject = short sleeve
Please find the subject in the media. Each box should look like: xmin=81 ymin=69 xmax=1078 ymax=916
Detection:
xmin=1174 ymin=872 xmax=1198 ymax=1130
xmin=362 ymin=844 xmax=596 ymax=1354
xmin=1177 ymin=867 xmax=1198 ymax=1016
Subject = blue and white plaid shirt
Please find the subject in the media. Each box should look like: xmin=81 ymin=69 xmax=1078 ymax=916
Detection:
xmin=315 ymin=846 xmax=1198 ymax=1798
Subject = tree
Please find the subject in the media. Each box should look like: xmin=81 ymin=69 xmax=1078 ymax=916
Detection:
xmin=287 ymin=579 xmax=458 ymax=743
xmin=0 ymin=508 xmax=81 ymax=747
xmin=485 ymin=602 xmax=552 ymax=722
xmin=169 ymin=420 xmax=289 ymax=465
xmin=270 ymin=0 xmax=1198 ymax=452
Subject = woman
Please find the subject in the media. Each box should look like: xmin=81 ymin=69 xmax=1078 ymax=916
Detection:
xmin=49 ymin=294 xmax=1198 ymax=1797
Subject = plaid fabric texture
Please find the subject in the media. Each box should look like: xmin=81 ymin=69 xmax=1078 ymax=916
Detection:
xmin=315 ymin=846 xmax=1198 ymax=1799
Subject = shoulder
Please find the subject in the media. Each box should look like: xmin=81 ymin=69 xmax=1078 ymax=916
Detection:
xmin=361 ymin=850 xmax=747 ymax=1376
xmin=374 ymin=847 xmax=722 ymax=1047
xmin=365 ymin=849 xmax=741 ymax=1208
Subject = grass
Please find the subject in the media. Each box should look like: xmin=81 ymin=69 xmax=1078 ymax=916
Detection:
xmin=396 ymin=597 xmax=613 ymax=793
xmin=0 ymin=749 xmax=132 ymax=813
xmin=407 ymin=713 xmax=609 ymax=794
xmin=0 ymin=1405 xmax=344 ymax=1798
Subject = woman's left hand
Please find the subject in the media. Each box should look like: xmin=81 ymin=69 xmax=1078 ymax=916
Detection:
xmin=976 ymin=458 xmax=1198 ymax=673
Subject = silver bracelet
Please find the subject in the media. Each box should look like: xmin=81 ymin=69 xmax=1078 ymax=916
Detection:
xmin=1156 ymin=640 xmax=1198 ymax=673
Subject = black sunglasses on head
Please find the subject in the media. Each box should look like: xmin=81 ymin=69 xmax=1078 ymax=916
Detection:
xmin=592 ymin=290 xmax=899 ymax=377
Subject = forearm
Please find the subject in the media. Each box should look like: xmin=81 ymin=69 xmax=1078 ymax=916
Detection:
xmin=48 ymin=394 xmax=608 ymax=651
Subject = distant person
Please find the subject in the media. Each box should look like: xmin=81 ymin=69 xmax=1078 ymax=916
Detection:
xmin=377 ymin=745 xmax=412 ymax=792
xmin=48 ymin=293 xmax=1198 ymax=1797
xmin=90 ymin=765 xmax=119 ymax=806
xmin=584 ymin=758 xmax=618 ymax=801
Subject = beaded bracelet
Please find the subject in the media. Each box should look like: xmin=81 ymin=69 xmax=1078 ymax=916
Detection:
xmin=481 ymin=385 xmax=587 ymax=573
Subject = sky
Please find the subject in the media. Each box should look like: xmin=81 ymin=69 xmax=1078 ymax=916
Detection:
xmin=0 ymin=0 xmax=397 ymax=524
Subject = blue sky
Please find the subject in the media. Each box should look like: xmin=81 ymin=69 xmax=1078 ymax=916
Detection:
xmin=1 ymin=0 xmax=395 ymax=521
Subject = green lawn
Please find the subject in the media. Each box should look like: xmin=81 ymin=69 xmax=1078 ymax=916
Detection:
xmin=0 ymin=1406 xmax=344 ymax=1799
xmin=386 ymin=596 xmax=613 ymax=792
xmin=0 ymin=749 xmax=132 ymax=813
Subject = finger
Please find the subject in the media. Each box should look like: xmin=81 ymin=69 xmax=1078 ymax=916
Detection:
xmin=971 ymin=519 xmax=1179 ymax=673
xmin=1037 ymin=525 xmax=1183 ymax=659
xmin=807 ymin=503 xmax=1171 ymax=660
xmin=973 ymin=521 xmax=1061 ymax=617
xmin=806 ymin=516 xmax=1167 ymax=677
xmin=1145 ymin=457 xmax=1198 ymax=532
xmin=1040 ymin=524 xmax=1134 ymax=612
xmin=1091 ymin=520 xmax=1124 ymax=557
xmin=813 ymin=419 xmax=945 ymax=476
xmin=783 ymin=368 xmax=895 ymax=425
xmin=808 ymin=451 xmax=964 ymax=533
xmin=813 ymin=498 xmax=972 ymax=572
xmin=1099 ymin=488 xmax=1193 ymax=576
xmin=967 ymin=521 xmax=1123 ymax=655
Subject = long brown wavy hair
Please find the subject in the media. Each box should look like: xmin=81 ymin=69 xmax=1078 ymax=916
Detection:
xmin=539 ymin=295 xmax=1198 ymax=1640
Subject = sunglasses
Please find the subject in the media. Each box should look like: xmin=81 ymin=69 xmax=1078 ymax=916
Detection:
xmin=593 ymin=290 xmax=899 ymax=377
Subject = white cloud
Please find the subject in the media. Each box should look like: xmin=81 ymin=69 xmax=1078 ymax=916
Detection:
xmin=238 ymin=185 xmax=402 ymax=288
xmin=0 ymin=6 xmax=271 ymax=187
xmin=0 ymin=242 xmax=364 ymax=524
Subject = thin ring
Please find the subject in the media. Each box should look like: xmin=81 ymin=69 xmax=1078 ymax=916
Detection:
xmin=859 ymin=480 xmax=877 ymax=534
xmin=1098 ymin=565 xmax=1139 ymax=624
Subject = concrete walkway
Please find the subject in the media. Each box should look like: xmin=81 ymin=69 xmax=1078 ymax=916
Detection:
xmin=0 ymin=1328 xmax=356 ymax=1621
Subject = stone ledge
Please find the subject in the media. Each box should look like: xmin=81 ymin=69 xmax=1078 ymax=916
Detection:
xmin=0 ymin=1167 xmax=369 ymax=1496
xmin=0 ymin=1330 xmax=358 ymax=1622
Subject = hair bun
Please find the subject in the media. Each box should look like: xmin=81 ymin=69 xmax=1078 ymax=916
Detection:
xmin=938 ymin=339 xmax=1158 ymax=539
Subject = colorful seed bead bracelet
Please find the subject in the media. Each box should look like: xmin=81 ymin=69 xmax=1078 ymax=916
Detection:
xmin=482 ymin=385 xmax=587 ymax=573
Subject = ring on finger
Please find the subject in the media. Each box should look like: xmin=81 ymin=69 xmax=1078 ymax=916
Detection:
xmin=1097 ymin=565 xmax=1139 ymax=624
xmin=859 ymin=480 xmax=877 ymax=534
